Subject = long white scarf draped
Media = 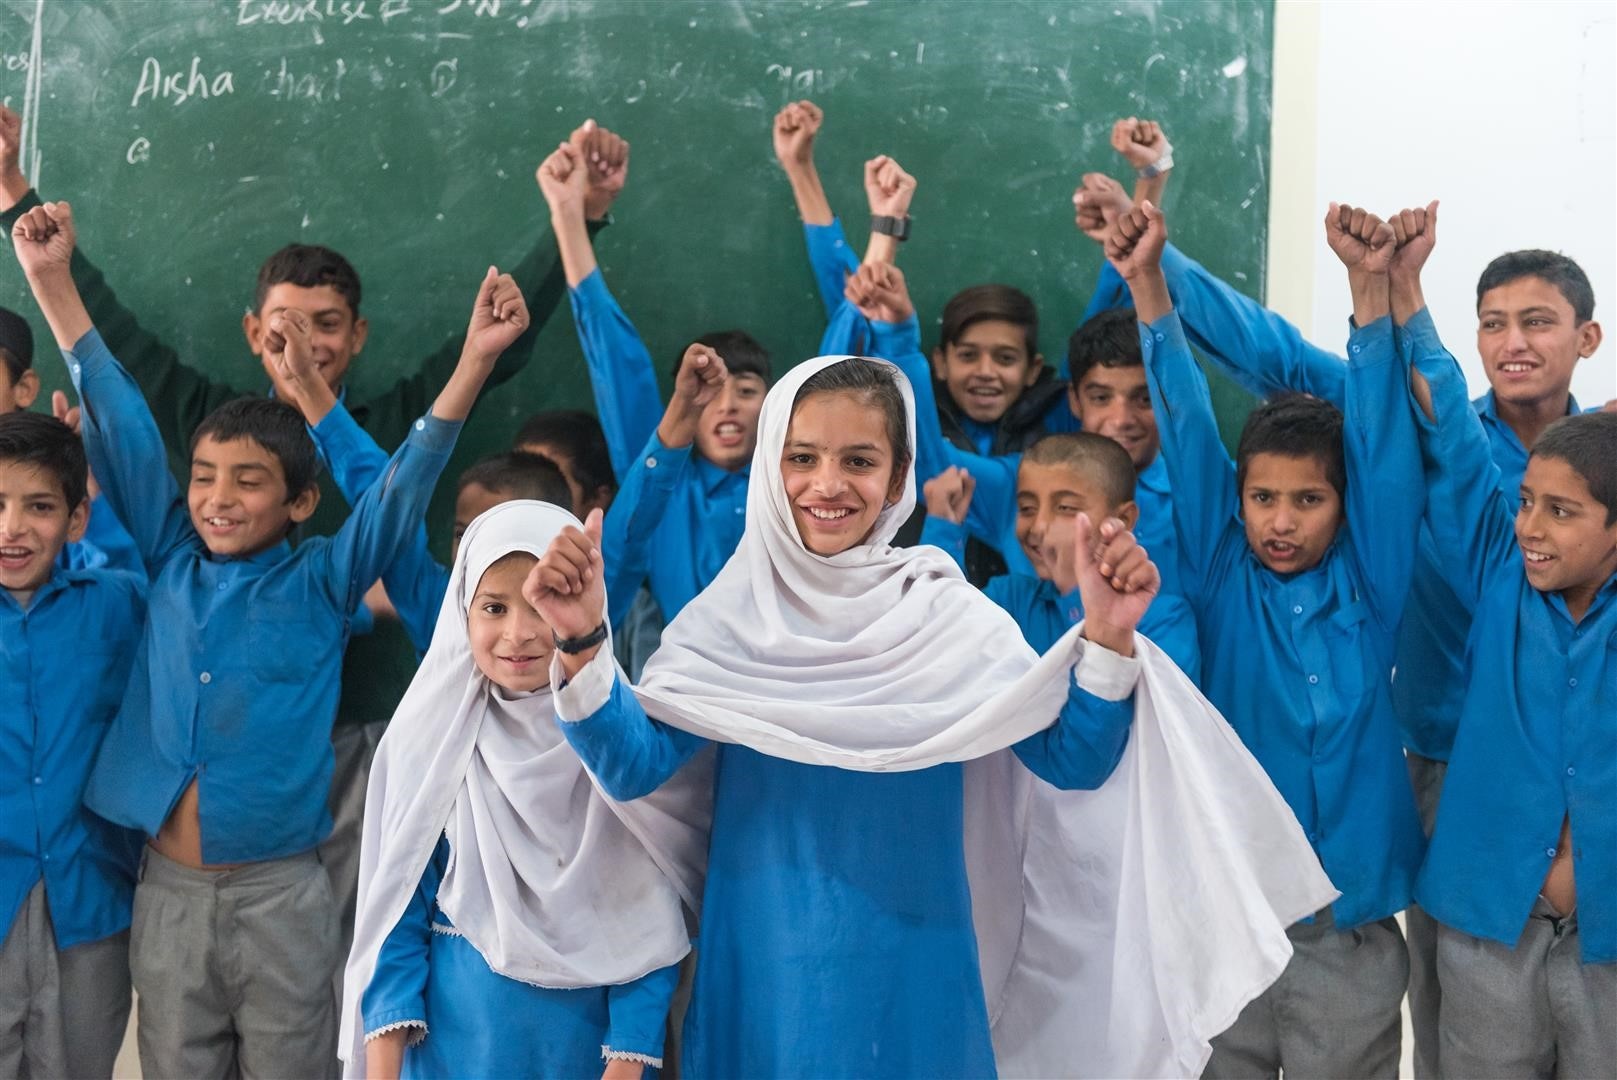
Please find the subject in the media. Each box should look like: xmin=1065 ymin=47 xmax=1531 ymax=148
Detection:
xmin=611 ymin=355 xmax=1336 ymax=1076
xmin=338 ymin=501 xmax=710 ymax=1075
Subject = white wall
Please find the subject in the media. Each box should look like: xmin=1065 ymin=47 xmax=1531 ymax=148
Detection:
xmin=1268 ymin=0 xmax=1616 ymax=408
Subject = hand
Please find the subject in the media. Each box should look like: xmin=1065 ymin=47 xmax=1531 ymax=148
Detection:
xmin=523 ymin=508 xmax=607 ymax=643
xmin=1324 ymin=203 xmax=1395 ymax=275
xmin=843 ymin=261 xmax=915 ymax=324
xmin=463 ymin=266 xmax=528 ymax=360
xmin=568 ymin=119 xmax=629 ymax=220
xmin=922 ymin=466 xmax=975 ymax=525
xmin=52 ymin=390 xmax=100 ymax=500
xmin=1072 ymin=172 xmax=1131 ymax=244
xmin=1111 ymin=117 xmax=1171 ymax=172
xmin=864 ymin=154 xmax=916 ymax=218
xmin=1073 ymin=512 xmax=1158 ymax=655
xmin=10 ymin=200 xmax=76 ymax=279
xmin=658 ymin=344 xmax=728 ymax=448
xmin=1103 ymin=200 xmax=1167 ymax=280
xmin=536 ymin=141 xmax=588 ymax=219
xmin=0 ymin=103 xmax=20 ymax=177
xmin=261 ymin=307 xmax=316 ymax=388
xmin=772 ymin=100 xmax=823 ymax=171
xmin=1388 ymin=199 xmax=1439 ymax=279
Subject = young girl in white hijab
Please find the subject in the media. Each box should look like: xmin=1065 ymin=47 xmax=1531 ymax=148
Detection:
xmin=338 ymin=500 xmax=710 ymax=1079
xmin=528 ymin=354 xmax=1319 ymax=1078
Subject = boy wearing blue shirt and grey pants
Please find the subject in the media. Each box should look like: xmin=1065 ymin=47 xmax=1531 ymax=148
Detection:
xmin=14 ymin=198 xmax=528 ymax=1078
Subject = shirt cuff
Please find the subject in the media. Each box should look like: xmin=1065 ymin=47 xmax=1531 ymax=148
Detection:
xmin=639 ymin=433 xmax=694 ymax=475
xmin=62 ymin=327 xmax=114 ymax=390
xmin=571 ymin=266 xmax=610 ymax=306
xmin=1138 ymin=310 xmax=1190 ymax=359
xmin=872 ymin=313 xmax=922 ymax=358
xmin=1073 ymin=635 xmax=1141 ymax=701
xmin=405 ymin=413 xmax=463 ymax=455
xmin=1394 ymin=306 xmax=1442 ymax=357
xmin=551 ymin=643 xmax=616 ymax=721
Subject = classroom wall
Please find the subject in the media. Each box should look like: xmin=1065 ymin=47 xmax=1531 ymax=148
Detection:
xmin=1267 ymin=0 xmax=1617 ymax=409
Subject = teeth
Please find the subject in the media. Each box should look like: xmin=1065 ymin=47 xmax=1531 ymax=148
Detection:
xmin=1500 ymin=362 xmax=1534 ymax=372
xmin=807 ymin=507 xmax=852 ymax=520
xmin=716 ymin=423 xmax=741 ymax=435
xmin=1522 ymin=549 xmax=1553 ymax=563
xmin=205 ymin=517 xmax=235 ymax=527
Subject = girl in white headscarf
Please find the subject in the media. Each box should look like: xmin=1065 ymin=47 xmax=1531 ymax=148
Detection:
xmin=338 ymin=500 xmax=711 ymax=1080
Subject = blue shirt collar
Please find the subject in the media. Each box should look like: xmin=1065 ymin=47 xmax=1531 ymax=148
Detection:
xmin=206 ymin=538 xmax=293 ymax=566
xmin=694 ymin=455 xmax=749 ymax=496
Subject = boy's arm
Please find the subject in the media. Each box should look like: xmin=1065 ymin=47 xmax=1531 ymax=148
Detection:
xmin=1111 ymin=117 xmax=1174 ymax=213
xmin=919 ymin=467 xmax=975 ymax=570
xmin=772 ymin=100 xmax=859 ymax=321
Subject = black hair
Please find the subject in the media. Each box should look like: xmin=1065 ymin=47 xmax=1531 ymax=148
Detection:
xmin=1023 ymin=432 xmax=1137 ymax=508
xmin=1476 ymin=250 xmax=1596 ymax=323
xmin=674 ymin=329 xmax=774 ymax=384
xmin=1531 ymin=412 xmax=1617 ymax=526
xmin=512 ymin=410 xmax=616 ymax=499
xmin=1066 ymin=307 xmax=1142 ymax=384
xmin=791 ymin=358 xmax=912 ymax=476
xmin=1234 ymin=394 xmax=1346 ymax=501
xmin=254 ymin=244 xmax=363 ymax=316
xmin=457 ymin=450 xmax=573 ymax=511
xmin=939 ymin=284 xmax=1039 ymax=359
xmin=0 ymin=411 xmax=88 ymax=509
xmin=0 ymin=305 xmax=34 ymax=383
xmin=189 ymin=397 xmax=323 ymax=499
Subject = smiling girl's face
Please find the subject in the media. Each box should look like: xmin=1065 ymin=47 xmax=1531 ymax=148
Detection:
xmin=467 ymin=553 xmax=554 ymax=693
xmin=781 ymin=390 xmax=906 ymax=557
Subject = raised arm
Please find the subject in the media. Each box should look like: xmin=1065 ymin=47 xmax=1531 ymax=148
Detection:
xmin=815 ymin=150 xmax=917 ymax=354
xmin=771 ymin=100 xmax=858 ymax=325
xmin=1110 ymin=117 xmax=1174 ymax=212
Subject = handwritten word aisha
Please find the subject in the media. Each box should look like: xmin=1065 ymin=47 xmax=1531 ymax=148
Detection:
xmin=131 ymin=57 xmax=236 ymax=107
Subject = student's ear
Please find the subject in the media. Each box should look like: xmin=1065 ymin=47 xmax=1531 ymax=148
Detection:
xmin=1576 ymin=319 xmax=1602 ymax=359
xmin=885 ymin=460 xmax=910 ymax=505
xmin=11 ymin=367 xmax=39 ymax=410
xmin=65 ymin=496 xmax=90 ymax=544
xmin=1022 ymin=353 xmax=1045 ymax=388
xmin=349 ymin=314 xmax=370 ymax=358
xmin=1112 ymin=499 xmax=1139 ymax=532
xmin=242 ymin=309 xmax=265 ymax=356
xmin=929 ymin=346 xmax=948 ymax=383
xmin=287 ymin=483 xmax=321 ymax=524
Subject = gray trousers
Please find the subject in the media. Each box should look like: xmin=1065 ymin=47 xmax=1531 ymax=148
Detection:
xmin=1203 ymin=908 xmax=1407 ymax=1080
xmin=1437 ymin=900 xmax=1616 ymax=1079
xmin=318 ymin=719 xmax=386 ymax=974
xmin=0 ymin=880 xmax=130 ymax=1079
xmin=1406 ymin=751 xmax=1448 ymax=1080
xmin=131 ymin=846 xmax=339 ymax=1080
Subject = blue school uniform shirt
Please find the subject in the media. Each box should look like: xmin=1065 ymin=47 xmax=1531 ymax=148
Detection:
xmin=66 ymin=329 xmax=460 ymax=865
xmin=1142 ymin=308 xmax=1427 ymax=929
xmin=59 ymin=494 xmax=142 ymax=574
xmin=1407 ymin=322 xmax=1617 ymax=964
xmin=1 ymin=566 xmax=144 ymax=950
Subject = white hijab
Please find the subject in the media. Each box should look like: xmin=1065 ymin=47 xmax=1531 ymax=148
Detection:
xmin=338 ymin=501 xmax=710 ymax=1074
xmin=611 ymin=355 xmax=1336 ymax=1076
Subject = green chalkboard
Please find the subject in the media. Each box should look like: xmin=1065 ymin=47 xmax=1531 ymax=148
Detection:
xmin=0 ymin=0 xmax=1272 ymax=543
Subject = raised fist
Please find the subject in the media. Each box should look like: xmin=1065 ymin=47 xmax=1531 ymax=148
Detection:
xmin=568 ymin=119 xmax=629 ymax=220
xmin=1111 ymin=117 xmax=1171 ymax=172
xmin=864 ymin=154 xmax=916 ymax=219
xmin=843 ymin=261 xmax=915 ymax=325
xmin=922 ymin=465 xmax=975 ymax=525
xmin=1324 ymin=203 xmax=1396 ymax=275
xmin=10 ymin=200 xmax=75 ymax=279
xmin=536 ymin=142 xmax=588 ymax=218
xmin=1389 ymin=200 xmax=1439 ymax=280
xmin=1073 ymin=172 xmax=1131 ymax=244
xmin=1103 ymin=200 xmax=1167 ymax=281
xmin=772 ymin=100 xmax=823 ymax=170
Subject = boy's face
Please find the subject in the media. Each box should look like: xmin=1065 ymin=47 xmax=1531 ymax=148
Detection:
xmin=1476 ymin=276 xmax=1602 ymax=411
xmin=1516 ymin=454 xmax=1617 ymax=603
xmin=452 ymin=482 xmax=511 ymax=563
xmin=188 ymin=434 xmax=318 ymax=558
xmin=0 ymin=365 xmax=40 ymax=414
xmin=782 ymin=391 xmax=905 ymax=557
xmin=1240 ymin=452 xmax=1343 ymax=574
xmin=244 ymin=284 xmax=369 ymax=392
xmin=0 ymin=459 xmax=87 ymax=600
xmin=1015 ymin=459 xmax=1135 ymax=584
xmin=515 ymin=441 xmax=612 ymax=517
xmin=931 ymin=320 xmax=1040 ymax=425
xmin=467 ymin=554 xmax=554 ymax=693
xmin=695 ymin=372 xmax=767 ymax=473
xmin=1068 ymin=363 xmax=1160 ymax=469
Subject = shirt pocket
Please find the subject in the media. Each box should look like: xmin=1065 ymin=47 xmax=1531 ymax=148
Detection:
xmin=1322 ymin=599 xmax=1375 ymax=710
xmin=243 ymin=605 xmax=325 ymax=684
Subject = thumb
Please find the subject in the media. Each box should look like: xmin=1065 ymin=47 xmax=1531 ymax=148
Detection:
xmin=1072 ymin=512 xmax=1096 ymax=578
xmin=1139 ymin=199 xmax=1162 ymax=224
xmin=1426 ymin=199 xmax=1439 ymax=238
xmin=52 ymin=389 xmax=69 ymax=421
xmin=584 ymin=506 xmax=604 ymax=548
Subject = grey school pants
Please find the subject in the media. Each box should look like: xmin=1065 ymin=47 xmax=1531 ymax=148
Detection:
xmin=1406 ymin=751 xmax=1448 ymax=1080
xmin=1202 ymin=907 xmax=1407 ymax=1080
xmin=131 ymin=845 xmax=339 ymax=1080
xmin=319 ymin=719 xmax=386 ymax=971
xmin=1437 ymin=900 xmax=1616 ymax=1079
xmin=0 ymin=880 xmax=130 ymax=1079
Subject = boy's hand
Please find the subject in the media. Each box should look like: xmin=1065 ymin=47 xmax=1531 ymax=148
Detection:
xmin=10 ymin=200 xmax=76 ymax=280
xmin=658 ymin=344 xmax=728 ymax=448
xmin=864 ymin=154 xmax=916 ymax=219
xmin=52 ymin=390 xmax=100 ymax=500
xmin=1073 ymin=512 xmax=1157 ymax=657
xmin=536 ymin=141 xmax=589 ymax=220
xmin=843 ymin=261 xmax=915 ymax=324
xmin=1324 ymin=203 xmax=1396 ymax=275
xmin=524 ymin=508 xmax=608 ymax=673
xmin=464 ymin=266 xmax=528 ymax=360
xmin=1111 ymin=117 xmax=1171 ymax=173
xmin=1389 ymin=199 xmax=1438 ymax=279
xmin=1072 ymin=172 xmax=1131 ymax=244
xmin=772 ymin=100 xmax=823 ymax=171
xmin=262 ymin=308 xmax=315 ymax=385
xmin=922 ymin=466 xmax=975 ymax=525
xmin=1103 ymin=200 xmax=1167 ymax=281
xmin=0 ymin=104 xmax=27 ymax=207
xmin=568 ymin=119 xmax=629 ymax=221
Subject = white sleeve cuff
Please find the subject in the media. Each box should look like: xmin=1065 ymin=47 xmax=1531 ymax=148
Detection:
xmin=1072 ymin=634 xmax=1142 ymax=701
xmin=550 ymin=644 xmax=617 ymax=721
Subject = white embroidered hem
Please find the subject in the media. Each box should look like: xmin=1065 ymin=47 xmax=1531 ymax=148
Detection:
xmin=428 ymin=922 xmax=465 ymax=938
xmin=601 ymin=1045 xmax=663 ymax=1067
xmin=365 ymin=1020 xmax=428 ymax=1047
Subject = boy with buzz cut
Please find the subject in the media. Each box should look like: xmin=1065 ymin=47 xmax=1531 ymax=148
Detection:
xmin=1406 ymin=332 xmax=1616 ymax=1076
xmin=0 ymin=410 xmax=144 ymax=1079
xmin=13 ymin=199 xmax=526 ymax=1078
xmin=1115 ymin=197 xmax=1429 ymax=1078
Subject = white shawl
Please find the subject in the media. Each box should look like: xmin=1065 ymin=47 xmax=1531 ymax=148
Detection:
xmin=338 ymin=501 xmax=711 ymax=1074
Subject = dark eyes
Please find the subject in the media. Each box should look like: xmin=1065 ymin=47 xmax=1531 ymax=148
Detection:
xmin=481 ymin=602 xmax=507 ymax=616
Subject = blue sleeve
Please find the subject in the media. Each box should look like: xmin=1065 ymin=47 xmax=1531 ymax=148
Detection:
xmin=920 ymin=515 xmax=968 ymax=571
xmin=361 ymin=836 xmax=447 ymax=1040
xmin=1136 ymin=592 xmax=1202 ymax=686
xmin=1011 ymin=677 xmax=1132 ymax=790
xmin=568 ymin=270 xmax=665 ymax=483
xmin=804 ymin=219 xmax=861 ymax=322
xmin=1406 ymin=312 xmax=1515 ymax=610
xmin=558 ymin=672 xmax=708 ymax=801
xmin=602 ymin=432 xmax=692 ymax=629
xmin=1343 ymin=315 xmax=1426 ymax=632
xmin=73 ymin=494 xmax=143 ymax=574
xmin=1063 ymin=260 xmax=1133 ymax=376
xmin=315 ymin=415 xmax=461 ymax=618
xmin=604 ymin=959 xmax=682 ymax=1064
xmin=1138 ymin=312 xmax=1240 ymax=603
xmin=382 ymin=551 xmax=451 ymax=658
xmin=309 ymin=400 xmax=390 ymax=508
xmin=64 ymin=329 xmax=197 ymax=576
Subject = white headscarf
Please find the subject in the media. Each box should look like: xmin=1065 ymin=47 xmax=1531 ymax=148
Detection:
xmin=338 ymin=501 xmax=710 ymax=1074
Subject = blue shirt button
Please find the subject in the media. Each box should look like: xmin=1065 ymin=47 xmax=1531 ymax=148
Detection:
xmin=71 ymin=363 xmax=81 ymax=377
xmin=646 ymin=457 xmax=658 ymax=469
xmin=1154 ymin=332 xmax=1165 ymax=343
xmin=414 ymin=419 xmax=426 ymax=431
xmin=199 ymin=672 xmax=212 ymax=685
xmin=1567 ymin=766 xmax=1576 ymax=777
xmin=217 ymin=581 xmax=228 ymax=591
xmin=1351 ymin=345 xmax=1361 ymax=354
xmin=1568 ymin=677 xmax=1577 ymax=688
xmin=40 ymin=853 xmax=50 ymax=862
xmin=33 ymin=775 xmax=43 ymax=785
xmin=1307 ymin=674 xmax=1320 ymax=685
xmin=1292 ymin=605 xmax=1303 ymax=615
xmin=1546 ymin=847 xmax=1557 ymax=858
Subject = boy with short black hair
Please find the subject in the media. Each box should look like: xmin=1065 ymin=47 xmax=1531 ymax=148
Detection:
xmin=0 ymin=408 xmax=144 ymax=1079
xmin=0 ymin=306 xmax=39 ymax=413
xmin=14 ymin=199 xmax=523 ymax=1077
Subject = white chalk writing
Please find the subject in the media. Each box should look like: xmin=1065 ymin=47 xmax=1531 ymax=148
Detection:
xmin=130 ymin=57 xmax=236 ymax=107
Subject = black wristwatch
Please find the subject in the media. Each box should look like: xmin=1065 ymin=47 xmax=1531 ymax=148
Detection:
xmin=870 ymin=214 xmax=912 ymax=241
xmin=554 ymin=622 xmax=608 ymax=654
